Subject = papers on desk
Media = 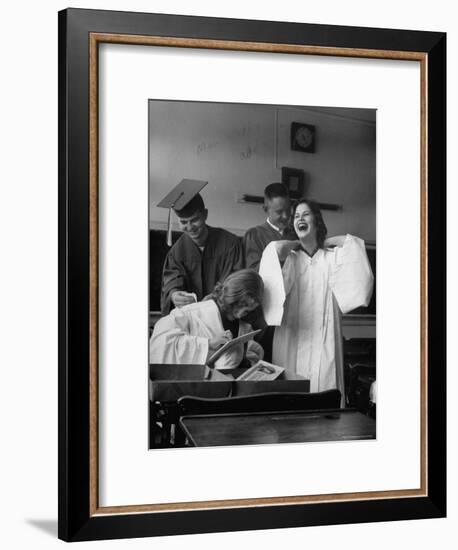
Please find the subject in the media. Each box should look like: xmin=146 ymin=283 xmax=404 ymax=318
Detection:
xmin=206 ymin=329 xmax=262 ymax=366
xmin=236 ymin=360 xmax=284 ymax=381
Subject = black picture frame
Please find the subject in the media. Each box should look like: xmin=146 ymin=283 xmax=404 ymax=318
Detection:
xmin=58 ymin=8 xmax=446 ymax=542
xmin=281 ymin=166 xmax=305 ymax=198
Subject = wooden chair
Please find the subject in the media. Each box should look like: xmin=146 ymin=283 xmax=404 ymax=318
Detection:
xmin=177 ymin=389 xmax=341 ymax=417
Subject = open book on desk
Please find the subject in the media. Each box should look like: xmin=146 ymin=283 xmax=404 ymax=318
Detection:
xmin=236 ymin=360 xmax=284 ymax=381
xmin=206 ymin=329 xmax=261 ymax=366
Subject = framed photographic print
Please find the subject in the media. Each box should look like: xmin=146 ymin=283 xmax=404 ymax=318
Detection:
xmin=58 ymin=8 xmax=446 ymax=542
xmin=281 ymin=166 xmax=306 ymax=199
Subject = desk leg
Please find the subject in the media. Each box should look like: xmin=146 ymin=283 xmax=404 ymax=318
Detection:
xmin=174 ymin=423 xmax=187 ymax=446
xmin=150 ymin=402 xmax=173 ymax=448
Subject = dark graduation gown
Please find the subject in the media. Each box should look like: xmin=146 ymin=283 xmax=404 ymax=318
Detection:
xmin=160 ymin=226 xmax=244 ymax=314
xmin=243 ymin=221 xmax=297 ymax=270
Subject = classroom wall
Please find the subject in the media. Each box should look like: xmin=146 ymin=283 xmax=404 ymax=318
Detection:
xmin=149 ymin=100 xmax=376 ymax=241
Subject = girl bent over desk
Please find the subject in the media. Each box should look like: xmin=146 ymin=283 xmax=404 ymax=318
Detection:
xmin=150 ymin=269 xmax=264 ymax=370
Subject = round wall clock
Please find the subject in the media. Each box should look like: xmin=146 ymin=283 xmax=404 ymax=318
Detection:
xmin=290 ymin=122 xmax=316 ymax=153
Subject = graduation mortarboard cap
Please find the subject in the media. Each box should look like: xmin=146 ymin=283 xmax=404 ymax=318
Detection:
xmin=157 ymin=179 xmax=208 ymax=246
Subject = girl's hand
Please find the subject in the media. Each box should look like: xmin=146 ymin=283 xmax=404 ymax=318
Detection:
xmin=246 ymin=341 xmax=264 ymax=365
xmin=324 ymin=235 xmax=347 ymax=248
xmin=208 ymin=330 xmax=233 ymax=351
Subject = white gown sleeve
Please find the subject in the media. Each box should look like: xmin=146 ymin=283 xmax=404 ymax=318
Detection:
xmin=328 ymin=234 xmax=374 ymax=314
xmin=259 ymin=242 xmax=296 ymax=326
xmin=149 ymin=310 xmax=209 ymax=365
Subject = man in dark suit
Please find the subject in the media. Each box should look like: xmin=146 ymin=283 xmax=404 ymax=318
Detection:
xmin=243 ymin=183 xmax=296 ymax=270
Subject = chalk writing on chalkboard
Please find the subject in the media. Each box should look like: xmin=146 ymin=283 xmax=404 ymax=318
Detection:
xmin=240 ymin=143 xmax=259 ymax=160
xmin=196 ymin=140 xmax=220 ymax=155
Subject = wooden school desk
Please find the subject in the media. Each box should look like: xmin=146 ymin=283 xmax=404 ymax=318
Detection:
xmin=180 ymin=408 xmax=376 ymax=447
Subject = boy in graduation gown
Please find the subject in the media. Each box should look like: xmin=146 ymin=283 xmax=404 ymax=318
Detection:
xmin=158 ymin=180 xmax=244 ymax=315
xmin=243 ymin=183 xmax=297 ymax=270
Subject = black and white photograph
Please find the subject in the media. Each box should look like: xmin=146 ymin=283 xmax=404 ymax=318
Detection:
xmin=148 ymin=99 xmax=376 ymax=449
xmin=1 ymin=0 xmax=450 ymax=546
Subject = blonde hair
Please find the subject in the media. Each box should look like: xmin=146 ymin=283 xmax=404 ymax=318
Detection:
xmin=211 ymin=269 xmax=263 ymax=315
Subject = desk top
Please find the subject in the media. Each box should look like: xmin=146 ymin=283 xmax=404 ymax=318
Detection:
xmin=180 ymin=409 xmax=376 ymax=447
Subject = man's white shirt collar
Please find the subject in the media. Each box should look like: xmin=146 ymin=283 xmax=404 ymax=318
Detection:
xmin=266 ymin=218 xmax=283 ymax=234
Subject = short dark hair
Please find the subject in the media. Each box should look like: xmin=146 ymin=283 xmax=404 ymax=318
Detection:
xmin=293 ymin=199 xmax=328 ymax=248
xmin=174 ymin=193 xmax=205 ymax=218
xmin=264 ymin=183 xmax=289 ymax=201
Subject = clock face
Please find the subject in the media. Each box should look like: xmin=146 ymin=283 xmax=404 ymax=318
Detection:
xmin=296 ymin=127 xmax=313 ymax=148
xmin=291 ymin=122 xmax=315 ymax=153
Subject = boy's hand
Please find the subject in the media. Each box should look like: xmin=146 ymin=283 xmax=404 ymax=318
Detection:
xmin=275 ymin=240 xmax=302 ymax=261
xmin=171 ymin=291 xmax=196 ymax=308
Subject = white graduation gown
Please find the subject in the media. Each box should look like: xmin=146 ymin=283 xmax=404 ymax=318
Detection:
xmin=149 ymin=299 xmax=248 ymax=369
xmin=259 ymin=235 xmax=374 ymax=397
